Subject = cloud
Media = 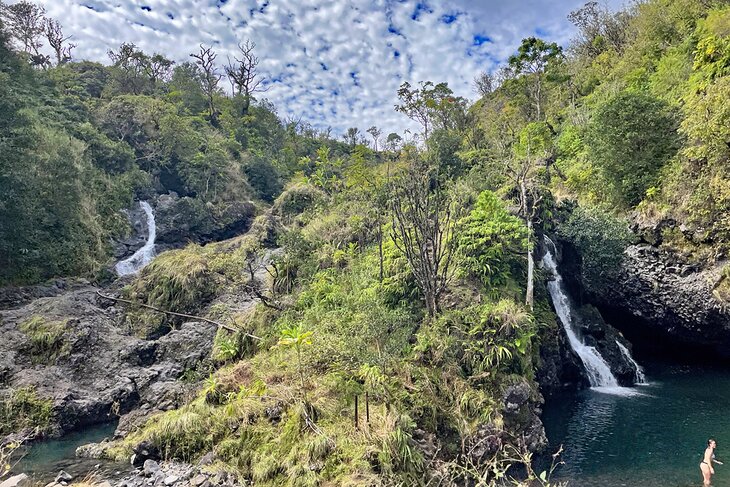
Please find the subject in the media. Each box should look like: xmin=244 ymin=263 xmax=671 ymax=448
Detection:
xmin=26 ymin=0 xmax=625 ymax=135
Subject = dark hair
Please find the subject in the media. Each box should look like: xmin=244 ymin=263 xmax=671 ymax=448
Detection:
xmin=709 ymin=439 xmax=716 ymax=446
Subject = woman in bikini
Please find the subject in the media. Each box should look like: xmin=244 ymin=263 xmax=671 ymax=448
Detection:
xmin=701 ymin=438 xmax=723 ymax=486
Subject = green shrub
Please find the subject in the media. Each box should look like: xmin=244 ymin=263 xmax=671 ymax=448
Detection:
xmin=0 ymin=387 xmax=53 ymax=436
xmin=457 ymin=191 xmax=527 ymax=287
xmin=587 ymin=91 xmax=680 ymax=207
xmin=273 ymin=183 xmax=326 ymax=219
xmin=558 ymin=206 xmax=631 ymax=293
xmin=124 ymin=245 xmax=217 ymax=337
xmin=20 ymin=316 xmax=68 ymax=363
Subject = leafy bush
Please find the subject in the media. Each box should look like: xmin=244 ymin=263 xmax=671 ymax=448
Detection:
xmin=558 ymin=206 xmax=631 ymax=293
xmin=273 ymin=183 xmax=325 ymax=219
xmin=587 ymin=91 xmax=680 ymax=207
xmin=457 ymin=191 xmax=527 ymax=287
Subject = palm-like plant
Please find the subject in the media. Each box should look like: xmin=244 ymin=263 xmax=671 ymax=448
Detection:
xmin=276 ymin=324 xmax=314 ymax=401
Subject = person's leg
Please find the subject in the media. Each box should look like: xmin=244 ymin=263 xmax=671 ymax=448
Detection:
xmin=702 ymin=463 xmax=712 ymax=486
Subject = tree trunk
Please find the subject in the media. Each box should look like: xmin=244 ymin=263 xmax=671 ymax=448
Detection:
xmin=378 ymin=222 xmax=384 ymax=282
xmin=521 ymin=180 xmax=535 ymax=311
xmin=526 ymin=218 xmax=534 ymax=311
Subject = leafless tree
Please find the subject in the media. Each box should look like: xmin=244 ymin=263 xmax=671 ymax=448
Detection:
xmin=390 ymin=157 xmax=459 ymax=317
xmin=190 ymin=45 xmax=222 ymax=124
xmin=473 ymin=71 xmax=496 ymax=97
xmin=225 ymin=40 xmax=267 ymax=115
xmin=242 ymin=248 xmax=282 ymax=311
xmin=44 ymin=17 xmax=74 ymax=65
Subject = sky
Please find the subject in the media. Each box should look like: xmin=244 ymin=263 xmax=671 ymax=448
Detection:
xmin=30 ymin=0 xmax=625 ymax=135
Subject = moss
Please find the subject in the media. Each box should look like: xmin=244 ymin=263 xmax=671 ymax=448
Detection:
xmin=20 ymin=315 xmax=69 ymax=364
xmin=0 ymin=386 xmax=53 ymax=436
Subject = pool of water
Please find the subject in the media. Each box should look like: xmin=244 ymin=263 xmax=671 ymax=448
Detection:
xmin=543 ymin=362 xmax=730 ymax=487
xmin=10 ymin=422 xmax=128 ymax=483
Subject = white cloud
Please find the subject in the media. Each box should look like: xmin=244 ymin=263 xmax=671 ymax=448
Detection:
xmin=25 ymin=0 xmax=625 ymax=135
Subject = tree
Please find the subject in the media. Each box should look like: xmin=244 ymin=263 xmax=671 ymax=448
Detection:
xmin=507 ymin=37 xmax=562 ymax=121
xmin=44 ymin=17 xmax=74 ymax=65
xmin=568 ymin=2 xmax=630 ymax=58
xmin=343 ymin=127 xmax=360 ymax=148
xmin=168 ymin=62 xmax=208 ymax=114
xmin=225 ymin=40 xmax=266 ymax=116
xmin=146 ymin=53 xmax=174 ymax=86
xmin=107 ymin=43 xmax=152 ymax=95
xmin=395 ymin=81 xmax=468 ymax=139
xmin=367 ymin=126 xmax=382 ymax=151
xmin=190 ymin=45 xmax=222 ymax=124
xmin=473 ymin=71 xmax=496 ymax=97
xmin=385 ymin=132 xmax=403 ymax=153
xmin=1 ymin=0 xmax=46 ymax=66
xmin=390 ymin=156 xmax=459 ymax=317
xmin=505 ymin=122 xmax=553 ymax=310
xmin=587 ymin=91 xmax=679 ymax=207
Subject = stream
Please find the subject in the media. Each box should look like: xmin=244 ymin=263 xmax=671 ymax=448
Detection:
xmin=543 ymin=361 xmax=730 ymax=487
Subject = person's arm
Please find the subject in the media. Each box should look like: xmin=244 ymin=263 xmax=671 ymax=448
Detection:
xmin=706 ymin=449 xmax=715 ymax=474
xmin=713 ymin=458 xmax=723 ymax=465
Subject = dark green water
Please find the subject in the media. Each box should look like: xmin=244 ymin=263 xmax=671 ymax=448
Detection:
xmin=11 ymin=423 xmax=127 ymax=483
xmin=543 ymin=362 xmax=730 ymax=487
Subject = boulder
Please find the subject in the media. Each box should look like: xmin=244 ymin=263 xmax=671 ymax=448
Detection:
xmin=0 ymin=474 xmax=30 ymax=487
xmin=131 ymin=441 xmax=161 ymax=467
xmin=54 ymin=471 xmax=73 ymax=483
xmin=143 ymin=459 xmax=161 ymax=476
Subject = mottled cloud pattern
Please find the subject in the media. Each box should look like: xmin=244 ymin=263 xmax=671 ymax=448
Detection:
xmin=29 ymin=0 xmax=623 ymax=133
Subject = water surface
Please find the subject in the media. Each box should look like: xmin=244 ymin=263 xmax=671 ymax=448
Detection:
xmin=11 ymin=422 xmax=126 ymax=483
xmin=543 ymin=362 xmax=730 ymax=487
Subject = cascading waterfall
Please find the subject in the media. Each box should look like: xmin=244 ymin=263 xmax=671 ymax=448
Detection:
xmin=616 ymin=340 xmax=647 ymax=384
xmin=115 ymin=201 xmax=156 ymax=276
xmin=541 ymin=245 xmax=621 ymax=389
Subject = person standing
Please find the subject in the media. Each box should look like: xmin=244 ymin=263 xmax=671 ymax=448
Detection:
xmin=701 ymin=439 xmax=723 ymax=486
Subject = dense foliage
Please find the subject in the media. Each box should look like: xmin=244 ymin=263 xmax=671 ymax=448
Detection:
xmin=4 ymin=0 xmax=730 ymax=485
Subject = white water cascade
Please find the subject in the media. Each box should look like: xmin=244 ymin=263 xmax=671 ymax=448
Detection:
xmin=115 ymin=201 xmax=157 ymax=276
xmin=616 ymin=340 xmax=647 ymax=384
xmin=541 ymin=246 xmax=622 ymax=389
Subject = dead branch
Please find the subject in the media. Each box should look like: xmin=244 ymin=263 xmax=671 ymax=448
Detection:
xmin=95 ymin=290 xmax=261 ymax=340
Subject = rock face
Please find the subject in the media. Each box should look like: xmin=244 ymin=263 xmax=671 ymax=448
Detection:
xmin=0 ymin=287 xmax=217 ymax=436
xmin=112 ymin=193 xmax=258 ymax=264
xmin=584 ymin=243 xmax=730 ymax=357
xmin=153 ymin=193 xmax=256 ymax=248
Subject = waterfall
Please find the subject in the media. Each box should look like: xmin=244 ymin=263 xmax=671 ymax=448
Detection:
xmin=115 ymin=201 xmax=156 ymax=276
xmin=541 ymin=246 xmax=620 ymax=388
xmin=616 ymin=340 xmax=647 ymax=384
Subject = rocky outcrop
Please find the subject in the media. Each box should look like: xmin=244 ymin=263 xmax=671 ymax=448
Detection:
xmin=585 ymin=243 xmax=730 ymax=357
xmin=153 ymin=193 xmax=256 ymax=248
xmin=112 ymin=193 xmax=258 ymax=264
xmin=0 ymin=287 xmax=217 ymax=436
